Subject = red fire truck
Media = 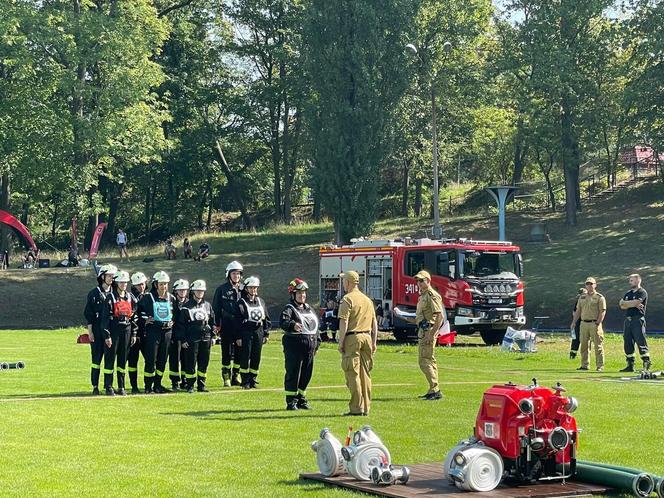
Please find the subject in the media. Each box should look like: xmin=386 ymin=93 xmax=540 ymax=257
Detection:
xmin=319 ymin=237 xmax=525 ymax=345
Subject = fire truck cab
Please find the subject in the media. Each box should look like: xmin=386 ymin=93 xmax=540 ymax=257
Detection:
xmin=319 ymin=237 xmax=525 ymax=345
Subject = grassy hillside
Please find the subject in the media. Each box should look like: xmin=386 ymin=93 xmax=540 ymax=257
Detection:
xmin=1 ymin=179 xmax=663 ymax=331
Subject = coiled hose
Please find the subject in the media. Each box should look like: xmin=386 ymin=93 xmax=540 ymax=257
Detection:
xmin=311 ymin=429 xmax=345 ymax=477
xmin=449 ymin=444 xmax=504 ymax=492
xmin=571 ymin=461 xmax=655 ymax=497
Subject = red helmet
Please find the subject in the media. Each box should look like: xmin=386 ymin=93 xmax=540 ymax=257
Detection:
xmin=288 ymin=278 xmax=309 ymax=294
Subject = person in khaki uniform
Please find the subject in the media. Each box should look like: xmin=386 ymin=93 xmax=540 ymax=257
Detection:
xmin=337 ymin=271 xmax=377 ymax=416
xmin=570 ymin=277 xmax=606 ymax=371
xmin=396 ymin=270 xmax=445 ymax=400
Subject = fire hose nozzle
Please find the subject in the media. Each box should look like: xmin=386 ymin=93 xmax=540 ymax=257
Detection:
xmin=0 ymin=362 xmax=8 ymax=370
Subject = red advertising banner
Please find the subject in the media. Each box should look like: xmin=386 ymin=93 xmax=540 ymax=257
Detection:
xmin=89 ymin=222 xmax=107 ymax=259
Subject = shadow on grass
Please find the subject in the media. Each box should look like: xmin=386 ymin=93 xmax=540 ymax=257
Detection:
xmin=0 ymin=391 xmax=98 ymax=400
xmin=160 ymin=409 xmax=350 ymax=421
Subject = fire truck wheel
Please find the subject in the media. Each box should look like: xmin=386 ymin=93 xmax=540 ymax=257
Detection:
xmin=393 ymin=328 xmax=413 ymax=342
xmin=479 ymin=329 xmax=506 ymax=346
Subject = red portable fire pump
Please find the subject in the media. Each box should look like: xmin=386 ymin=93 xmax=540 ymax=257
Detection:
xmin=444 ymin=379 xmax=579 ymax=492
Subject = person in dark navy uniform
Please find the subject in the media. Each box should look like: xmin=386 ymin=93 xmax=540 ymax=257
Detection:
xmin=619 ymin=274 xmax=651 ymax=372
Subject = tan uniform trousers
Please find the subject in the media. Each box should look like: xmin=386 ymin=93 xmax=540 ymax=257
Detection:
xmin=341 ymin=333 xmax=373 ymax=414
xmin=579 ymin=321 xmax=605 ymax=369
xmin=418 ymin=332 xmax=439 ymax=393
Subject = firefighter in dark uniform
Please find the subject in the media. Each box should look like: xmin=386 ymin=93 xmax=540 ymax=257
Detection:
xmin=168 ymin=279 xmax=190 ymax=391
xmin=396 ymin=270 xmax=444 ymax=400
xmin=100 ymin=270 xmax=137 ymax=396
xmin=138 ymin=271 xmax=177 ymax=393
xmin=280 ymin=278 xmax=320 ymax=411
xmin=569 ymin=287 xmax=586 ymax=359
xmin=570 ymin=277 xmax=606 ymax=371
xmin=213 ymin=260 xmax=244 ymax=387
xmin=180 ymin=280 xmax=216 ymax=393
xmin=127 ymin=272 xmax=148 ymax=394
xmin=84 ymin=263 xmax=117 ymax=395
xmin=237 ymin=276 xmax=270 ymax=389
xmin=619 ymin=273 xmax=652 ymax=372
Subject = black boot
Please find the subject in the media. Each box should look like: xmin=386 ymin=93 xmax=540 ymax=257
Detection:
xmin=620 ymin=358 xmax=635 ymax=372
xmin=187 ymin=379 xmax=195 ymax=394
xmin=643 ymin=357 xmax=652 ymax=371
xmin=128 ymin=370 xmax=139 ymax=391
xmin=240 ymin=373 xmax=251 ymax=389
xmin=231 ymin=369 xmax=242 ymax=386
xmin=286 ymin=396 xmax=298 ymax=411
xmin=117 ymin=373 xmax=127 ymax=396
xmin=249 ymin=374 xmax=258 ymax=389
xmin=105 ymin=387 xmax=116 ymax=396
xmin=296 ymin=394 xmax=311 ymax=410
xmin=145 ymin=377 xmax=154 ymax=394
xmin=569 ymin=351 xmax=577 ymax=359
xmin=91 ymin=368 xmax=101 ymax=390
xmin=103 ymin=373 xmax=114 ymax=393
xmin=171 ymin=380 xmax=180 ymax=392
xmin=154 ymin=377 xmax=170 ymax=394
xmin=92 ymin=387 xmax=100 ymax=396
xmin=197 ymin=376 xmax=209 ymax=392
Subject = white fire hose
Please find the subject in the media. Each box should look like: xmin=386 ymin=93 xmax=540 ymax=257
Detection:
xmin=311 ymin=429 xmax=345 ymax=477
xmin=447 ymin=443 xmax=504 ymax=492
xmin=341 ymin=426 xmax=392 ymax=481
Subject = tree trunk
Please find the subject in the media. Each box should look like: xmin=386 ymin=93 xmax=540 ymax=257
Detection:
xmin=214 ymin=140 xmax=254 ymax=231
xmin=401 ymin=158 xmax=410 ymax=216
xmin=269 ymin=105 xmax=282 ymax=220
xmin=144 ymin=186 xmax=151 ymax=240
xmin=312 ymin=183 xmax=322 ymax=222
xmin=560 ymin=99 xmax=579 ymax=226
xmin=414 ymin=177 xmax=423 ymax=217
xmin=206 ymin=181 xmax=214 ymax=230
xmin=51 ymin=194 xmax=60 ymax=239
xmin=511 ymin=116 xmax=527 ymax=185
xmin=106 ymin=183 xmax=121 ymax=243
xmin=283 ymin=109 xmax=302 ymax=225
xmin=20 ymin=202 xmax=29 ymax=225
xmin=149 ymin=186 xmax=156 ymax=242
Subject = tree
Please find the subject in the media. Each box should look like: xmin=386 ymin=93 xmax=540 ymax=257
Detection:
xmin=303 ymin=0 xmax=414 ymax=243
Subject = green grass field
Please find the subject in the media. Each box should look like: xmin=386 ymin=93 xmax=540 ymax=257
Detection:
xmin=1 ymin=329 xmax=663 ymax=497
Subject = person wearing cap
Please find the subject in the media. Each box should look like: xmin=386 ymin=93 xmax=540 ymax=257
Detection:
xmin=280 ymin=278 xmax=321 ymax=410
xmin=236 ymin=276 xmax=271 ymax=389
xmin=83 ymin=263 xmax=117 ymax=395
xmin=396 ymin=270 xmax=445 ymax=400
xmin=570 ymin=277 xmax=606 ymax=371
xmin=137 ymin=271 xmax=178 ymax=393
xmin=127 ymin=272 xmax=148 ymax=393
xmin=168 ymin=279 xmax=190 ymax=391
xmin=212 ymin=261 xmax=244 ymax=387
xmin=569 ymin=287 xmax=586 ymax=359
xmin=179 ymin=280 xmax=216 ymax=393
xmin=100 ymin=270 xmax=137 ymax=396
xmin=618 ymin=273 xmax=651 ymax=372
xmin=337 ymin=270 xmax=377 ymax=416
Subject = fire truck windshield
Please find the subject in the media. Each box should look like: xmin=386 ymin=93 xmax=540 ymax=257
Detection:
xmin=460 ymin=251 xmax=519 ymax=278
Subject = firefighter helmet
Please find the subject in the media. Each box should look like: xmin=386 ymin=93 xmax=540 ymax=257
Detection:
xmin=243 ymin=276 xmax=260 ymax=288
xmin=114 ymin=270 xmax=130 ymax=283
xmin=131 ymin=272 xmax=148 ymax=286
xmin=190 ymin=279 xmax=207 ymax=291
xmin=152 ymin=271 xmax=170 ymax=283
xmin=225 ymin=260 xmax=244 ymax=278
xmin=97 ymin=264 xmax=117 ymax=278
xmin=172 ymin=279 xmax=190 ymax=291
xmin=288 ymin=278 xmax=309 ymax=294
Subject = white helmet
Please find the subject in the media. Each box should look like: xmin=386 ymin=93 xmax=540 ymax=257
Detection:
xmin=114 ymin=270 xmax=130 ymax=283
xmin=190 ymin=279 xmax=207 ymax=291
xmin=226 ymin=260 xmax=244 ymax=278
xmin=243 ymin=276 xmax=260 ymax=288
xmin=131 ymin=272 xmax=148 ymax=286
xmin=152 ymin=271 xmax=170 ymax=283
xmin=98 ymin=264 xmax=117 ymax=278
xmin=172 ymin=279 xmax=190 ymax=291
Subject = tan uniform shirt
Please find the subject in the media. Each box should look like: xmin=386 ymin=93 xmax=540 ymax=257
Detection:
xmin=415 ymin=288 xmax=444 ymax=327
xmin=338 ymin=288 xmax=376 ymax=332
xmin=577 ymin=292 xmax=607 ymax=321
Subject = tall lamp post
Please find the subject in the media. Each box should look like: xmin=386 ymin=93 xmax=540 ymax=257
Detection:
xmin=406 ymin=41 xmax=452 ymax=240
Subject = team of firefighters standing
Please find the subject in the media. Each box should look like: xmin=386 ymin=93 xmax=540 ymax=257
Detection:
xmin=85 ymin=260 xmax=653 ymax=413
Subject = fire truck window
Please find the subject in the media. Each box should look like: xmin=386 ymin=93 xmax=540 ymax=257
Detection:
xmin=405 ymin=251 xmax=425 ymax=277
xmin=434 ymin=250 xmax=456 ymax=279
